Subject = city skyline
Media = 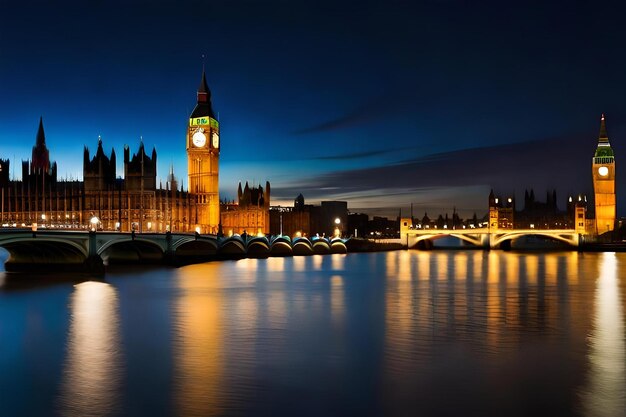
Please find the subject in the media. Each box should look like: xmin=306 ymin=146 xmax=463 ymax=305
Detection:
xmin=3 ymin=1 xmax=626 ymax=217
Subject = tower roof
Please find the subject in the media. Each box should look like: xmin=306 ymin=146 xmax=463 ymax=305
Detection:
xmin=36 ymin=116 xmax=46 ymax=147
xmin=598 ymin=114 xmax=609 ymax=143
xmin=198 ymin=71 xmax=209 ymax=95
xmin=595 ymin=114 xmax=615 ymax=158
xmin=191 ymin=70 xmax=216 ymax=119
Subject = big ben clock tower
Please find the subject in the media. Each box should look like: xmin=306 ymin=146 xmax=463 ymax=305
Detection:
xmin=187 ymin=71 xmax=220 ymax=234
xmin=592 ymin=114 xmax=616 ymax=235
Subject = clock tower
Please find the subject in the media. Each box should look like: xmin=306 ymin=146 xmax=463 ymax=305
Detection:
xmin=592 ymin=114 xmax=616 ymax=235
xmin=187 ymin=71 xmax=220 ymax=234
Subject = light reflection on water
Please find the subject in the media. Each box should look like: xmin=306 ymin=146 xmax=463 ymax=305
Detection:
xmin=581 ymin=253 xmax=626 ymax=417
xmin=173 ymin=264 xmax=225 ymax=417
xmin=1 ymin=251 xmax=625 ymax=417
xmin=58 ymin=281 xmax=123 ymax=417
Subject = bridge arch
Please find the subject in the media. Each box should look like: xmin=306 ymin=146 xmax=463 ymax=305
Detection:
xmin=1 ymin=238 xmax=89 ymax=270
xmin=270 ymin=236 xmax=293 ymax=257
xmin=410 ymin=233 xmax=485 ymax=249
xmin=219 ymin=236 xmax=246 ymax=258
xmin=312 ymin=238 xmax=331 ymax=254
xmin=247 ymin=236 xmax=270 ymax=258
xmin=491 ymin=231 xmax=578 ymax=249
xmin=292 ymin=237 xmax=313 ymax=256
xmin=99 ymin=239 xmax=165 ymax=264
xmin=330 ymin=238 xmax=348 ymax=254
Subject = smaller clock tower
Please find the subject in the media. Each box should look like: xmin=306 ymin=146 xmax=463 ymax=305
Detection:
xmin=187 ymin=71 xmax=220 ymax=233
xmin=592 ymin=114 xmax=616 ymax=235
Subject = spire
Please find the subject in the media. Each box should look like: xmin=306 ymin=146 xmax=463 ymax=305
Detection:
xmin=191 ymin=69 xmax=216 ymax=118
xmin=36 ymin=116 xmax=46 ymax=147
xmin=32 ymin=116 xmax=50 ymax=172
xmin=598 ymin=113 xmax=609 ymax=144
xmin=198 ymin=70 xmax=210 ymax=98
xmin=595 ymin=114 xmax=614 ymax=158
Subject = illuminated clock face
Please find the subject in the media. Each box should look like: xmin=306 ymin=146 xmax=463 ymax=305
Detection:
xmin=598 ymin=166 xmax=609 ymax=177
xmin=192 ymin=129 xmax=207 ymax=147
xmin=212 ymin=132 xmax=219 ymax=148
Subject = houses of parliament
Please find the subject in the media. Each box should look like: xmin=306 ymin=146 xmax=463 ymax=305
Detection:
xmin=0 ymin=72 xmax=270 ymax=235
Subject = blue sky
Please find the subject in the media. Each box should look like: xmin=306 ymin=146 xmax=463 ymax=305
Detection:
xmin=2 ymin=1 xmax=626 ymax=217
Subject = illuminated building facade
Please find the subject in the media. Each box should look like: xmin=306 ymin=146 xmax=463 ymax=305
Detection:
xmin=488 ymin=190 xmax=514 ymax=229
xmin=186 ymin=71 xmax=220 ymax=234
xmin=269 ymin=195 xmax=348 ymax=237
xmin=221 ymin=181 xmax=271 ymax=235
xmin=0 ymin=117 xmax=195 ymax=232
xmin=592 ymin=114 xmax=616 ymax=235
xmin=489 ymin=188 xmax=587 ymax=231
xmin=0 ymin=72 xmax=273 ymax=235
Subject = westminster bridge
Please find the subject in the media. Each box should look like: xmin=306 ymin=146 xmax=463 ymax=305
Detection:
xmin=400 ymin=226 xmax=582 ymax=250
xmin=0 ymin=230 xmax=349 ymax=272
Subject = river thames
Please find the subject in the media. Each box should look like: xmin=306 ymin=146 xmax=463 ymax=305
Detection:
xmin=0 ymin=250 xmax=625 ymax=417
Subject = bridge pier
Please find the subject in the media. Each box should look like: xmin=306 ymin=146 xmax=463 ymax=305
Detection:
xmin=164 ymin=231 xmax=176 ymax=265
xmin=86 ymin=231 xmax=105 ymax=274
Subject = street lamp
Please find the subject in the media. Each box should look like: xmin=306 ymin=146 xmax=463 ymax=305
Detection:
xmin=90 ymin=216 xmax=99 ymax=232
xmin=333 ymin=217 xmax=341 ymax=238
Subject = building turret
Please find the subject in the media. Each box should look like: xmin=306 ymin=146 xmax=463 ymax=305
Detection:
xmin=83 ymin=136 xmax=117 ymax=191
xmin=191 ymin=70 xmax=216 ymax=119
xmin=124 ymin=141 xmax=157 ymax=191
xmin=31 ymin=117 xmax=50 ymax=174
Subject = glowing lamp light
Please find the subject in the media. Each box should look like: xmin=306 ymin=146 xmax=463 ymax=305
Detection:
xmin=334 ymin=218 xmax=341 ymax=225
xmin=195 ymin=226 xmax=201 ymax=234
xmin=41 ymin=214 xmax=46 ymax=220
xmin=90 ymin=216 xmax=99 ymax=232
xmin=507 ymin=198 xmax=512 ymax=203
xmin=295 ymin=231 xmax=302 ymax=238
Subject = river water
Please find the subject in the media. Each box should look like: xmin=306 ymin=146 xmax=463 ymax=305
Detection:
xmin=0 ymin=251 xmax=625 ymax=417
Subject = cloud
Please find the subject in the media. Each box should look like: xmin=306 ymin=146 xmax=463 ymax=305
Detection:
xmin=270 ymin=133 xmax=603 ymax=216
xmin=310 ymin=147 xmax=411 ymax=161
xmin=292 ymin=92 xmax=416 ymax=135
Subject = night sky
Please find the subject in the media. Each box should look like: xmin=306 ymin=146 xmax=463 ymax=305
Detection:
xmin=2 ymin=1 xmax=626 ymax=218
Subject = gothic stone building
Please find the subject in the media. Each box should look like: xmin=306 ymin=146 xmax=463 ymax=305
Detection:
xmin=0 ymin=117 xmax=195 ymax=232
xmin=1 ymin=72 xmax=270 ymax=234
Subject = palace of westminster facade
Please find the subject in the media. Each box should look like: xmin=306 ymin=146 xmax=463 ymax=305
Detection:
xmin=0 ymin=72 xmax=269 ymax=235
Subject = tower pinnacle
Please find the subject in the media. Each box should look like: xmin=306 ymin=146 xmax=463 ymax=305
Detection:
xmin=191 ymin=70 xmax=215 ymax=118
xmin=598 ymin=113 xmax=609 ymax=144
xmin=32 ymin=116 xmax=50 ymax=172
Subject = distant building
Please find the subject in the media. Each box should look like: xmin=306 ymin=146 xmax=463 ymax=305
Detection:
xmin=347 ymin=212 xmax=368 ymax=238
xmin=489 ymin=189 xmax=587 ymax=232
xmin=221 ymin=181 xmax=271 ymax=235
xmin=269 ymin=195 xmax=347 ymax=237
xmin=269 ymin=194 xmax=316 ymax=237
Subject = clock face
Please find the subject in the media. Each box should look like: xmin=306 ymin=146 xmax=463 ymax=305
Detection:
xmin=212 ymin=132 xmax=219 ymax=148
xmin=598 ymin=166 xmax=609 ymax=177
xmin=192 ymin=129 xmax=207 ymax=147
